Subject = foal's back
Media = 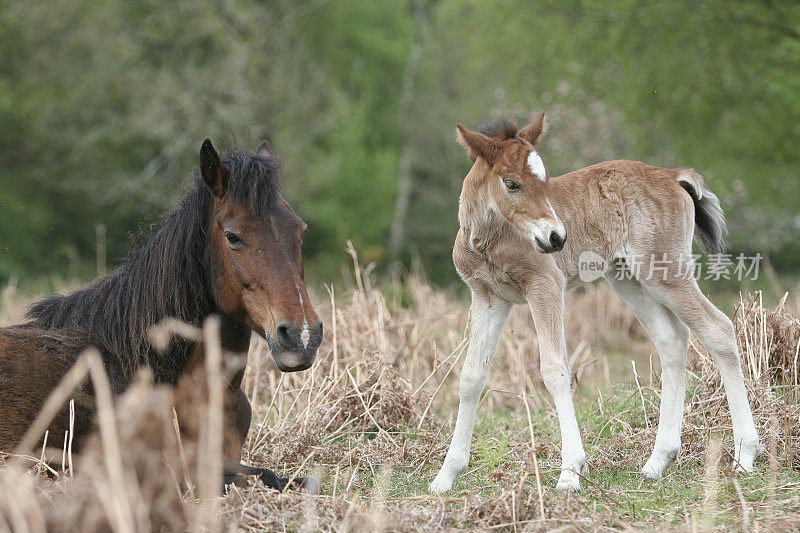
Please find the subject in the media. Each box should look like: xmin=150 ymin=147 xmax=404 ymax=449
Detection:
xmin=547 ymin=160 xmax=697 ymax=281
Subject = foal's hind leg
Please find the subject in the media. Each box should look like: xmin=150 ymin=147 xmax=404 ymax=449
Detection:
xmin=642 ymin=277 xmax=762 ymax=472
xmin=606 ymin=276 xmax=689 ymax=478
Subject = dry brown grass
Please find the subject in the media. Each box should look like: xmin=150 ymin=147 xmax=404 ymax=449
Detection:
xmin=1 ymin=254 xmax=798 ymax=532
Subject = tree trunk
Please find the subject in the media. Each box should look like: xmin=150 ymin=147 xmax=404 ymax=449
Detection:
xmin=388 ymin=0 xmax=429 ymax=263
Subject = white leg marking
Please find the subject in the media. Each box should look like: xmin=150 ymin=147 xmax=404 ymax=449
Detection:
xmin=430 ymin=295 xmax=511 ymax=494
xmin=713 ymin=332 xmax=763 ymax=472
xmin=529 ymin=290 xmax=585 ymax=491
xmin=607 ymin=276 xmax=688 ymax=479
xmin=644 ymin=278 xmax=762 ymax=473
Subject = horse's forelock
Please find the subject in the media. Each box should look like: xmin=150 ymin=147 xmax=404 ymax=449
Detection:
xmin=477 ymin=118 xmax=518 ymax=142
xmin=220 ymin=150 xmax=282 ymax=216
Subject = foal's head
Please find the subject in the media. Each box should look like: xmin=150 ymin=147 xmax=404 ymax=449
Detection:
xmin=200 ymin=140 xmax=322 ymax=372
xmin=457 ymin=113 xmax=566 ymax=253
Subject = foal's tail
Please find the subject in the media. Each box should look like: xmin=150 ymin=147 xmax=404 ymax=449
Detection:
xmin=676 ymin=169 xmax=727 ymax=256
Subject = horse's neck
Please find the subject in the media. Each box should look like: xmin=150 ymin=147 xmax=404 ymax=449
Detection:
xmin=177 ymin=313 xmax=251 ymax=376
xmin=218 ymin=315 xmax=252 ymax=354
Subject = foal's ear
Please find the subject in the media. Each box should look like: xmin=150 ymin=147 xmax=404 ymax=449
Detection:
xmin=517 ymin=112 xmax=548 ymax=147
xmin=200 ymin=139 xmax=227 ymax=198
xmin=256 ymin=140 xmax=273 ymax=158
xmin=456 ymin=124 xmax=501 ymax=164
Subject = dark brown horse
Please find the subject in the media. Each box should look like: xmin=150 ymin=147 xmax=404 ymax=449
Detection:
xmin=0 ymin=140 xmax=323 ymax=491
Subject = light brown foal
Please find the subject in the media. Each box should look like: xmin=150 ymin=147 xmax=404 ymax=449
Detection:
xmin=430 ymin=113 xmax=762 ymax=492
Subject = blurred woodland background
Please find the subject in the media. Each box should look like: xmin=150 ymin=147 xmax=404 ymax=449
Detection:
xmin=1 ymin=0 xmax=799 ymax=289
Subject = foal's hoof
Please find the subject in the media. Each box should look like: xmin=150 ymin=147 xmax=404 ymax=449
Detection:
xmin=555 ymin=469 xmax=581 ymax=491
xmin=640 ymin=462 xmax=662 ymax=480
xmin=732 ymin=452 xmax=756 ymax=474
xmin=279 ymin=476 xmax=321 ymax=495
xmin=641 ymin=447 xmax=679 ymax=479
xmin=732 ymin=440 xmax=764 ymax=474
xmin=429 ymin=472 xmax=456 ymax=494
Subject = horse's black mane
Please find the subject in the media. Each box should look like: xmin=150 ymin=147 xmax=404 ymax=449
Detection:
xmin=27 ymin=149 xmax=281 ymax=393
xmin=477 ymin=118 xmax=518 ymax=141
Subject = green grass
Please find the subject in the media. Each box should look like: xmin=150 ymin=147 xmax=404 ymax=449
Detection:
xmin=311 ymin=379 xmax=800 ymax=530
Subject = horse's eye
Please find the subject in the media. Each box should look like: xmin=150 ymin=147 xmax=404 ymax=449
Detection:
xmin=504 ymin=180 xmax=521 ymax=192
xmin=224 ymin=231 xmax=243 ymax=246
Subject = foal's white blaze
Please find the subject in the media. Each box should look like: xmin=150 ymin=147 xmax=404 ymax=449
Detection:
xmin=527 ymin=150 xmax=546 ymax=181
xmin=294 ymin=281 xmax=311 ymax=349
xmin=547 ymin=199 xmax=559 ymax=220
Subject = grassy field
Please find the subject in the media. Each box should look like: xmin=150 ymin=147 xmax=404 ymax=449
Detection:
xmin=1 ymin=254 xmax=799 ymax=531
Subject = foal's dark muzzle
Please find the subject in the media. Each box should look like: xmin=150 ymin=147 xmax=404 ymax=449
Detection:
xmin=266 ymin=321 xmax=323 ymax=372
xmin=535 ymin=229 xmax=567 ymax=254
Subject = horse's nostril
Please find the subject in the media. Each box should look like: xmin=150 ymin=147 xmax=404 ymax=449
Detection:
xmin=550 ymin=231 xmax=566 ymax=249
xmin=276 ymin=321 xmax=295 ymax=350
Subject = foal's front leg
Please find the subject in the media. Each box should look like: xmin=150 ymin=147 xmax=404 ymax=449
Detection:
xmin=429 ymin=294 xmax=511 ymax=493
xmin=528 ymin=282 xmax=586 ymax=491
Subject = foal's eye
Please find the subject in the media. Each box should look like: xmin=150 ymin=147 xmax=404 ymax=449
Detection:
xmin=224 ymin=231 xmax=243 ymax=246
xmin=504 ymin=180 xmax=521 ymax=192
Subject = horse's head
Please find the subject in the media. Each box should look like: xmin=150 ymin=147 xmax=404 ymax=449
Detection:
xmin=199 ymin=140 xmax=322 ymax=372
xmin=457 ymin=113 xmax=566 ymax=253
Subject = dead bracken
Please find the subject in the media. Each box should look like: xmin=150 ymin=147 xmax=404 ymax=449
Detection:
xmin=0 ymin=261 xmax=798 ymax=531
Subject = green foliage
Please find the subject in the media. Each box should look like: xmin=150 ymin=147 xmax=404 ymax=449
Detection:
xmin=473 ymin=424 xmax=511 ymax=472
xmin=1 ymin=0 xmax=798 ymax=285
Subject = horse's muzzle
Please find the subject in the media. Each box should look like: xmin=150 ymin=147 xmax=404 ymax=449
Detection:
xmin=265 ymin=321 xmax=323 ymax=372
xmin=533 ymin=228 xmax=567 ymax=253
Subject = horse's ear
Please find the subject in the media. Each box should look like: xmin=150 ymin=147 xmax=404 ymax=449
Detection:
xmin=200 ymin=139 xmax=227 ymax=198
xmin=256 ymin=140 xmax=273 ymax=158
xmin=456 ymin=124 xmax=500 ymax=164
xmin=517 ymin=112 xmax=547 ymax=147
